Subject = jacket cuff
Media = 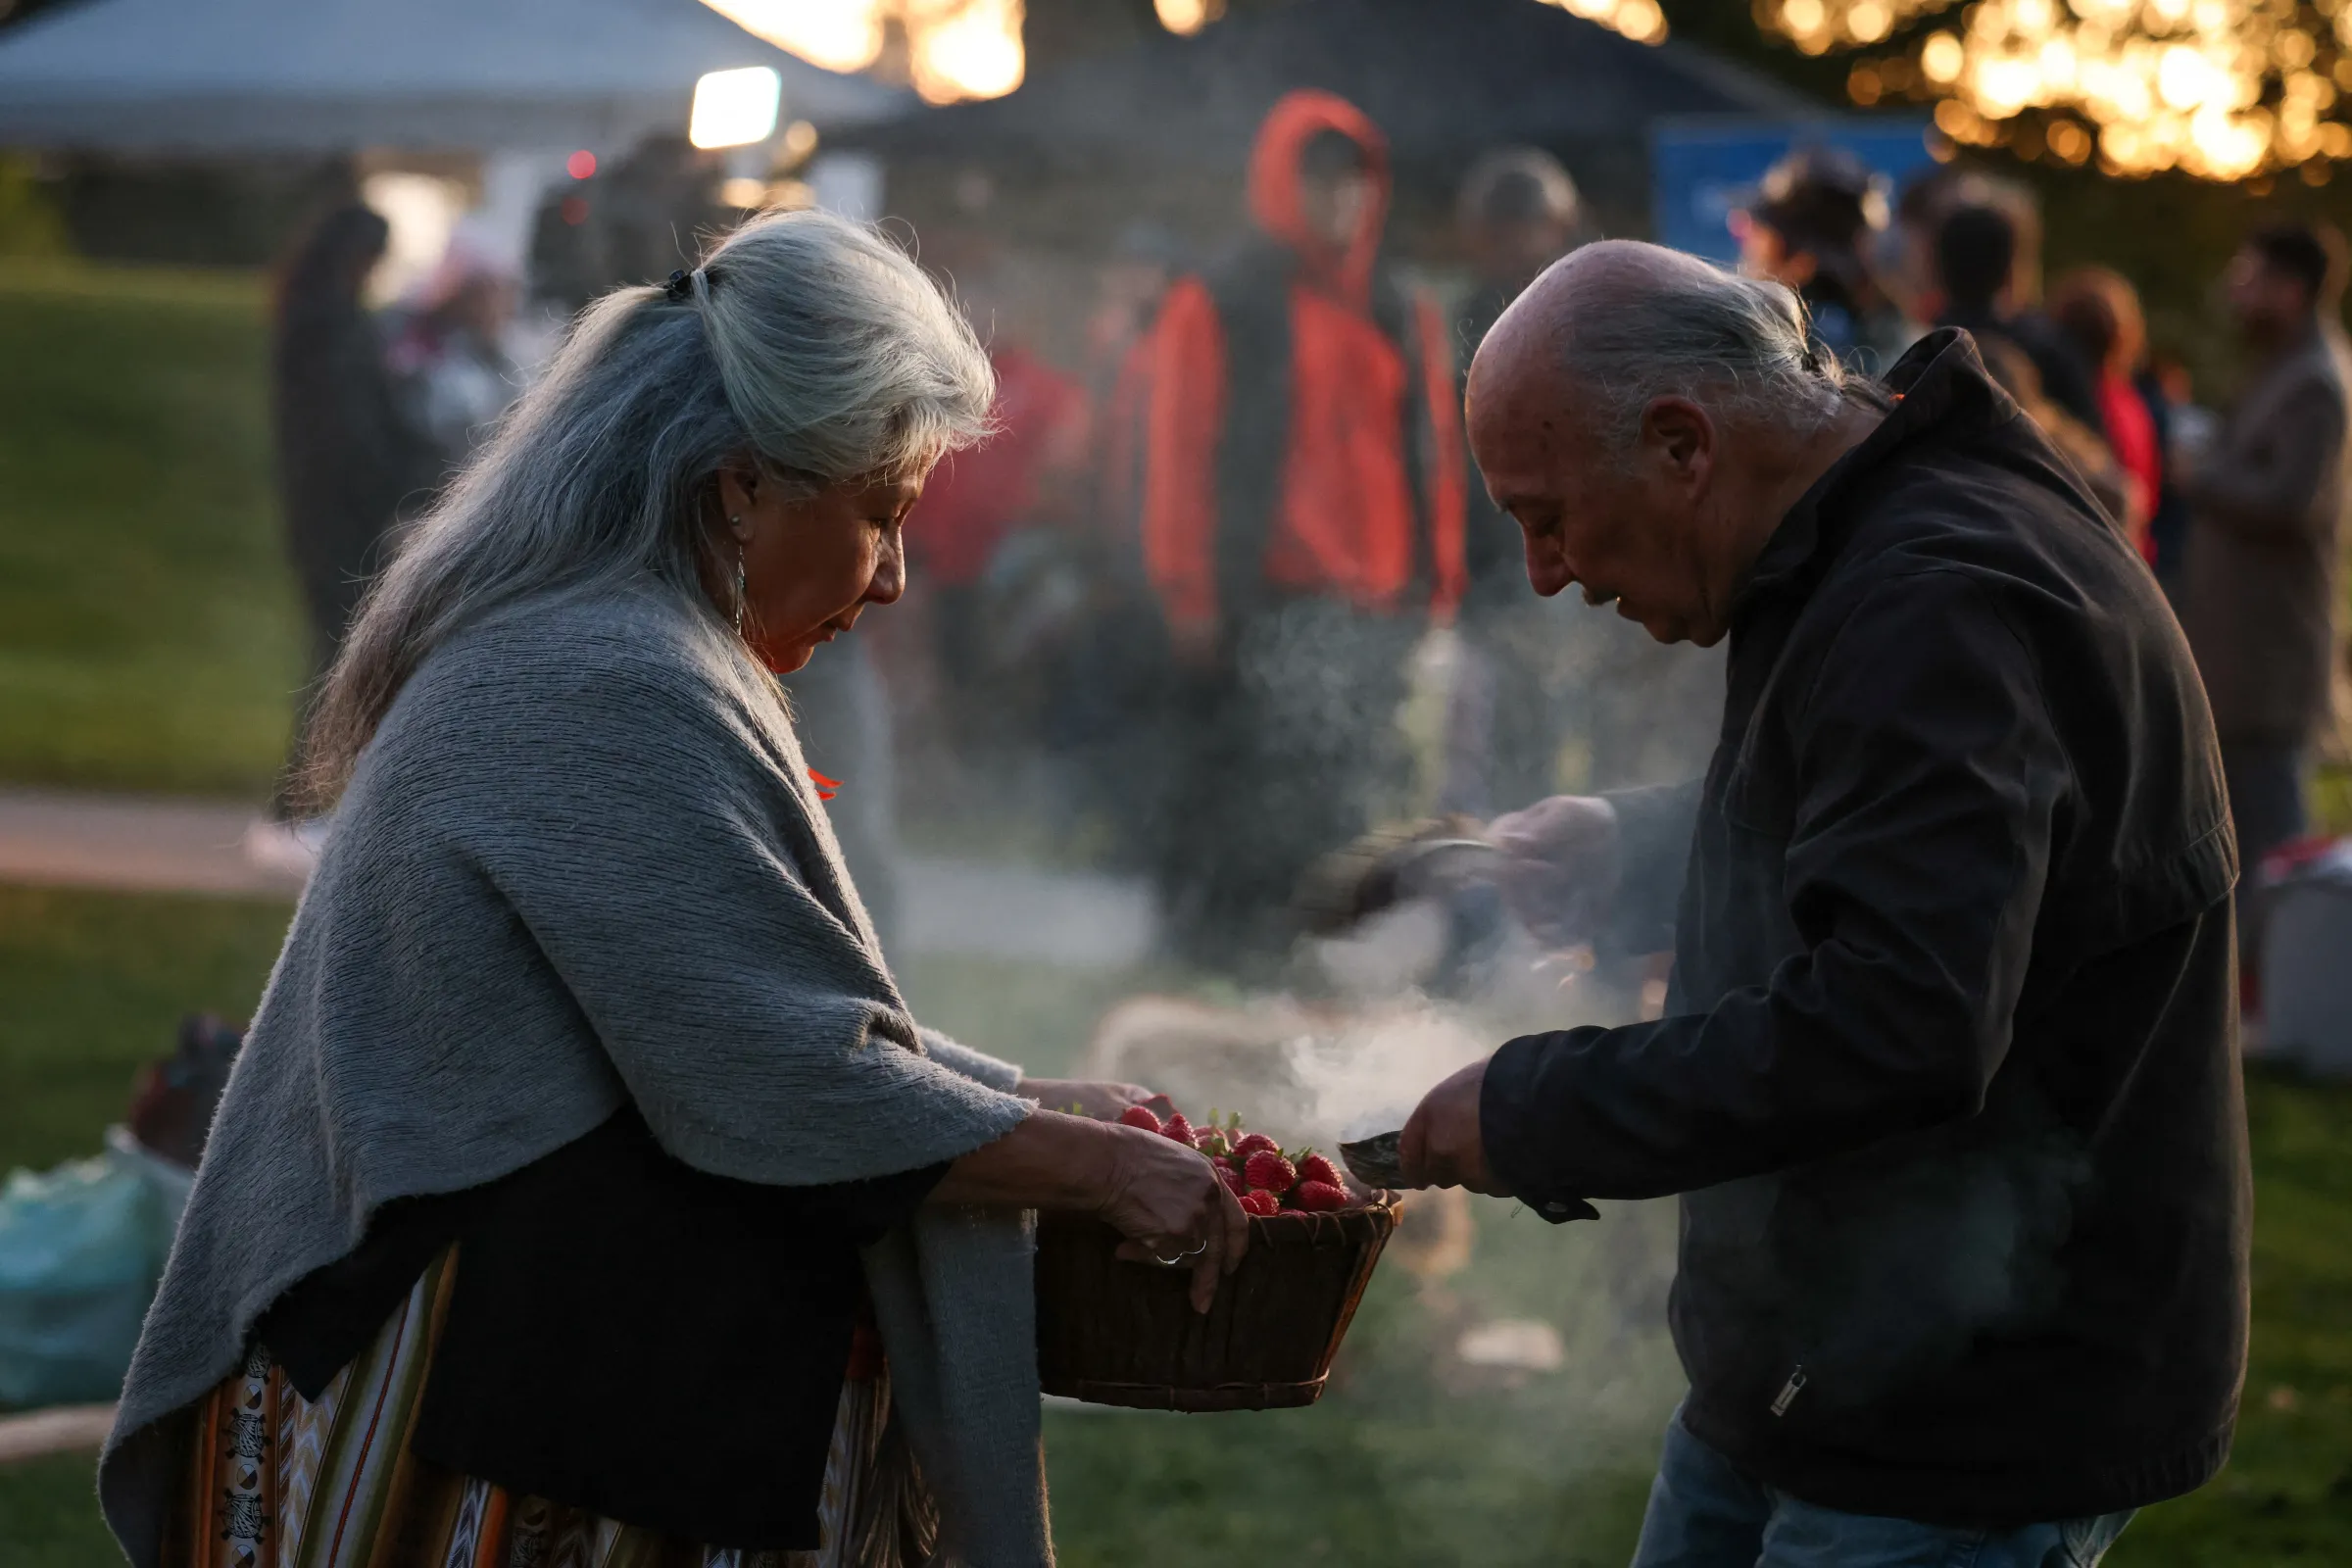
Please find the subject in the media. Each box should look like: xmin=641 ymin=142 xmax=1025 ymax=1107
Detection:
xmin=917 ymin=1028 xmax=1026 ymax=1094
xmin=1480 ymin=1034 xmax=1601 ymax=1225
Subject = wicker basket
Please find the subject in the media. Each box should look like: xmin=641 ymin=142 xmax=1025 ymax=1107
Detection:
xmin=1034 ymin=1195 xmax=1402 ymax=1411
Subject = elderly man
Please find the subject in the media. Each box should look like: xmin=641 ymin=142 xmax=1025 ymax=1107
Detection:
xmin=1400 ymin=242 xmax=2246 ymax=1566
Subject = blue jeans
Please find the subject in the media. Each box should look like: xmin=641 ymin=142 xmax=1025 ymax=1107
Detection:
xmin=1630 ymin=1409 xmax=2134 ymax=1568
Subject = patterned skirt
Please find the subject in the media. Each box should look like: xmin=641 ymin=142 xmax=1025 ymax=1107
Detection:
xmin=171 ymin=1249 xmax=935 ymax=1568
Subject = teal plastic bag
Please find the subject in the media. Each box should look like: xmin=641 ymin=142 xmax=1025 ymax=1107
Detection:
xmin=0 ymin=1132 xmax=179 ymax=1407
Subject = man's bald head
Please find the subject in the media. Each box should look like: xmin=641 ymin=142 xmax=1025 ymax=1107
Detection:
xmin=1461 ymin=239 xmax=1875 ymax=647
xmin=1469 ymin=239 xmax=1841 ymax=462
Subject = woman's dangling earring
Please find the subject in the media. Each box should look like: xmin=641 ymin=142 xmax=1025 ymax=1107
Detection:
xmin=732 ymin=539 xmax=748 ymax=637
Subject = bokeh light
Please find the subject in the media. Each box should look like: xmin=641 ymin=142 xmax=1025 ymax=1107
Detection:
xmin=688 ymin=66 xmax=784 ymax=150
xmin=1757 ymin=0 xmax=2352 ymax=180
xmin=1154 ymin=0 xmax=1226 ymax=35
xmin=708 ymin=0 xmax=1667 ymax=107
xmin=1544 ymin=0 xmax=1670 ymax=45
xmin=702 ymin=0 xmax=1025 ymax=104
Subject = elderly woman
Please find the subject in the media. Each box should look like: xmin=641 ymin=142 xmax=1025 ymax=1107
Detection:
xmin=98 ymin=210 xmax=1246 ymax=1568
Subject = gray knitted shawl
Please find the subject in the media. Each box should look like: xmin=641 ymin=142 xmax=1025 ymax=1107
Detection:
xmin=98 ymin=587 xmax=1051 ymax=1566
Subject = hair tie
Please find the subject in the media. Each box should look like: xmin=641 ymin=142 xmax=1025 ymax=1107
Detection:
xmin=664 ymin=269 xmax=694 ymax=303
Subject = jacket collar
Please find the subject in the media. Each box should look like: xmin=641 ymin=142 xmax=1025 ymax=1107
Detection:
xmin=1738 ymin=328 xmax=2017 ymax=609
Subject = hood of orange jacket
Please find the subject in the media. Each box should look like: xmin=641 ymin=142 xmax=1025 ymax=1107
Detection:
xmin=1247 ymin=89 xmax=1390 ymax=313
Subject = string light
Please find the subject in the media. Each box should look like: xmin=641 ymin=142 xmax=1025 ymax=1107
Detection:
xmin=1758 ymin=0 xmax=2352 ymax=179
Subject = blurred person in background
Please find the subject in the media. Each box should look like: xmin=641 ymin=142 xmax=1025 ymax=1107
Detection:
xmin=2178 ymin=219 xmax=2352 ymax=948
xmin=1934 ymin=201 xmax=2106 ymax=436
xmin=1089 ymin=220 xmax=1184 ymax=530
xmin=1932 ymin=203 xmax=2132 ymax=523
xmin=1453 ymin=147 xmax=1584 ymax=613
xmin=1036 ymin=222 xmax=1188 ymax=867
xmin=2049 ymin=266 xmax=2163 ymax=560
xmin=1869 ymin=164 xmax=1966 ymax=327
xmin=1454 ymin=148 xmax=1584 ymax=353
xmin=104 ymin=210 xmax=1242 ymax=1568
xmin=1734 ymin=144 xmax=1916 ymax=371
xmin=267 ymin=203 xmax=437 ymax=827
xmin=1143 ymin=88 xmax=1466 ymax=970
xmin=2143 ymin=352 xmax=2208 ymax=594
xmin=386 ymin=223 xmax=523 ymax=469
xmin=529 ymin=133 xmax=731 ymax=318
xmin=1442 ymin=147 xmax=1587 ymax=819
xmin=1404 ymin=241 xmax=2242 ymax=1568
xmin=903 ymin=335 xmax=1092 ymax=710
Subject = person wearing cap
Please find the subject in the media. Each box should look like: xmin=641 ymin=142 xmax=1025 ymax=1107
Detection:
xmin=1735 ymin=145 xmax=1917 ymax=373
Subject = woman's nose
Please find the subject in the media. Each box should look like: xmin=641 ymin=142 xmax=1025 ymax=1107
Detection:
xmin=866 ymin=537 xmax=906 ymax=606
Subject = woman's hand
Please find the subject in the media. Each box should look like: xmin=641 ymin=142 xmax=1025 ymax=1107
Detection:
xmin=1097 ymin=1124 xmax=1250 ymax=1314
xmin=929 ymin=1110 xmax=1249 ymax=1313
xmin=1016 ymin=1078 xmax=1169 ymax=1122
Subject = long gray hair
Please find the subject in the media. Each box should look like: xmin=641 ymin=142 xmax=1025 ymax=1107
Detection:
xmin=302 ymin=207 xmax=995 ymax=807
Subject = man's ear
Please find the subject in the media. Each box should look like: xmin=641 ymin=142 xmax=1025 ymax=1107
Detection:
xmin=1642 ymin=397 xmax=1714 ymax=483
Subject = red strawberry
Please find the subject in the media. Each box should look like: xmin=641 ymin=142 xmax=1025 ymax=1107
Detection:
xmin=1297 ymin=1152 xmax=1343 ymax=1190
xmin=1161 ymin=1113 xmax=1195 ymax=1145
xmin=1192 ymin=1127 xmax=1231 ymax=1159
xmin=1213 ymin=1159 xmax=1244 ymax=1195
xmin=1244 ymin=1150 xmax=1297 ymax=1195
xmin=1293 ymin=1180 xmax=1348 ymax=1212
xmin=1117 ymin=1105 xmax=1162 ymax=1134
xmin=1237 ymin=1190 xmax=1281 ymax=1217
xmin=1231 ymin=1132 xmax=1280 ymax=1161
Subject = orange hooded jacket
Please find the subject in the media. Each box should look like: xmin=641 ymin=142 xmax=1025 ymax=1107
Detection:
xmin=1142 ymin=90 xmax=1467 ymax=637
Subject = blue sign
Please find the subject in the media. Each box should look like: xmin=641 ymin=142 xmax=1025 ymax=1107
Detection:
xmin=1650 ymin=116 xmax=1940 ymax=263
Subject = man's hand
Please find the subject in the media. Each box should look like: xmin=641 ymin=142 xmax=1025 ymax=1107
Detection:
xmin=1488 ymin=794 xmax=1621 ymax=948
xmin=1398 ymin=1057 xmax=1509 ymax=1196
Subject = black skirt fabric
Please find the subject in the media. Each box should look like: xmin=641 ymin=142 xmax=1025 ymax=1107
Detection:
xmin=255 ymin=1107 xmax=948 ymax=1550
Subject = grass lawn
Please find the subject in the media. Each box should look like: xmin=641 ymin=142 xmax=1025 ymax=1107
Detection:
xmin=0 ymin=262 xmax=306 ymax=800
xmin=2 ymin=887 xmax=2349 ymax=1564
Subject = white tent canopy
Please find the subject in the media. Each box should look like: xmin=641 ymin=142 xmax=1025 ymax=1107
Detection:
xmin=0 ymin=0 xmax=905 ymax=155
